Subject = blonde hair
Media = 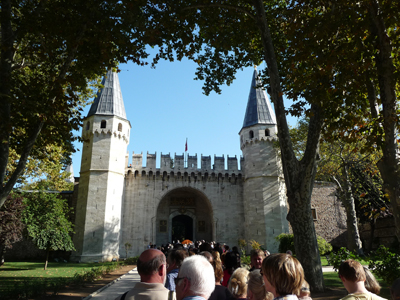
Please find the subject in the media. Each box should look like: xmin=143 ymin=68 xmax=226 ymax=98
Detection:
xmin=300 ymin=280 xmax=310 ymax=296
xmin=228 ymin=268 xmax=249 ymax=298
xmin=248 ymin=270 xmax=273 ymax=300
xmin=364 ymin=267 xmax=380 ymax=294
xmin=261 ymin=253 xmax=304 ymax=296
xmin=212 ymin=250 xmax=222 ymax=264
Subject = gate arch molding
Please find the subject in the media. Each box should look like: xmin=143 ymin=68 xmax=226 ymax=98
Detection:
xmin=154 ymin=186 xmax=214 ymax=245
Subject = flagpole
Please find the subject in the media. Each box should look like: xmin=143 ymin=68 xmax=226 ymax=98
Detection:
xmin=185 ymin=138 xmax=188 ymax=168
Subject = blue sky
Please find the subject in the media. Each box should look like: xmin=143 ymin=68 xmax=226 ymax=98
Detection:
xmin=71 ymin=57 xmax=299 ymax=176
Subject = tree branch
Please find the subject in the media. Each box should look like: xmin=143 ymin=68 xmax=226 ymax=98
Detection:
xmin=181 ymin=4 xmax=256 ymax=21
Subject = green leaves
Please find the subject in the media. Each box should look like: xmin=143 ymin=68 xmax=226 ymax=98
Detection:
xmin=22 ymin=192 xmax=75 ymax=252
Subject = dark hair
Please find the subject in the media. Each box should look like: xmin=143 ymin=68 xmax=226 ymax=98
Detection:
xmin=137 ymin=253 xmax=165 ymax=276
xmin=199 ymin=251 xmax=213 ymax=264
xmin=168 ymin=249 xmax=188 ymax=268
xmin=199 ymin=242 xmax=213 ymax=253
xmin=391 ymin=278 xmax=400 ymax=300
xmin=224 ymin=251 xmax=240 ymax=275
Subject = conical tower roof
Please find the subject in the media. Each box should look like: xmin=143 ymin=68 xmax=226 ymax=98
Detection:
xmin=87 ymin=70 xmax=127 ymax=119
xmin=242 ymin=69 xmax=276 ymax=129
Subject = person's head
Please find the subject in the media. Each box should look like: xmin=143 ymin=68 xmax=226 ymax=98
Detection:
xmin=213 ymin=260 xmax=224 ymax=284
xmin=167 ymin=249 xmax=188 ymax=273
xmin=299 ymin=280 xmax=310 ymax=298
xmin=199 ymin=251 xmax=214 ymax=264
xmin=137 ymin=249 xmax=167 ymax=284
xmin=175 ymin=255 xmax=215 ymax=300
xmin=212 ymin=250 xmax=221 ymax=264
xmin=391 ymin=278 xmax=400 ymax=300
xmin=250 ymin=249 xmax=265 ymax=269
xmin=247 ymin=269 xmax=272 ymax=300
xmin=261 ymin=253 xmax=304 ymax=297
xmin=364 ymin=267 xmax=381 ymax=294
xmin=338 ymin=260 xmax=366 ymax=282
xmin=224 ymin=251 xmax=240 ymax=274
xmin=199 ymin=242 xmax=213 ymax=253
xmin=228 ymin=267 xmax=249 ymax=298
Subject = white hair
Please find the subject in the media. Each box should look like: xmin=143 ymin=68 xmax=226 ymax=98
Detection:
xmin=179 ymin=255 xmax=215 ymax=298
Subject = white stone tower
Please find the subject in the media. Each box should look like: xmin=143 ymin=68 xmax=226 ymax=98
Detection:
xmin=239 ymin=69 xmax=289 ymax=253
xmin=71 ymin=70 xmax=131 ymax=262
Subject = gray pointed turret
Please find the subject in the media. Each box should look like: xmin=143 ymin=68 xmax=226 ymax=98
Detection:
xmin=242 ymin=69 xmax=276 ymax=129
xmin=87 ymin=70 xmax=127 ymax=119
xmin=65 ymin=163 xmax=74 ymax=183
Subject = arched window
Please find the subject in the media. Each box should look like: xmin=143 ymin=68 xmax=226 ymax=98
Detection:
xmin=118 ymin=123 xmax=122 ymax=132
xmin=265 ymin=129 xmax=270 ymax=136
xmin=86 ymin=121 xmax=90 ymax=131
xmin=249 ymin=130 xmax=254 ymax=139
xmin=101 ymin=120 xmax=106 ymax=128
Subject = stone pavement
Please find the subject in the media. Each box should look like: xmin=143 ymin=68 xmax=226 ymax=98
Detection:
xmin=83 ymin=266 xmax=337 ymax=300
xmin=83 ymin=268 xmax=140 ymax=300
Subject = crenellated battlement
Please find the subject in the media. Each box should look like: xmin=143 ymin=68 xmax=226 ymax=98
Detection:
xmin=127 ymin=152 xmax=241 ymax=175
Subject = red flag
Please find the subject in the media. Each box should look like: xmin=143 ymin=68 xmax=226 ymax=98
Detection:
xmin=185 ymin=138 xmax=188 ymax=152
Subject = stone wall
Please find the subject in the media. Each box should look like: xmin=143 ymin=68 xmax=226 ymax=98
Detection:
xmin=359 ymin=216 xmax=397 ymax=251
xmin=288 ymin=182 xmax=347 ymax=249
xmin=311 ymin=182 xmax=347 ymax=248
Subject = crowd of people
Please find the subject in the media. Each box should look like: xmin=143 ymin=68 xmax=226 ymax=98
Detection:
xmin=117 ymin=242 xmax=400 ymax=300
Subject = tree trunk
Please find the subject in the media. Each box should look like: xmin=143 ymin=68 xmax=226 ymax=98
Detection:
xmin=0 ymin=245 xmax=5 ymax=266
xmin=0 ymin=0 xmax=14 ymax=206
xmin=341 ymin=164 xmax=364 ymax=255
xmin=44 ymin=247 xmax=50 ymax=270
xmin=369 ymin=219 xmax=375 ymax=252
xmin=368 ymin=0 xmax=400 ymax=243
xmin=252 ymin=0 xmax=324 ymax=291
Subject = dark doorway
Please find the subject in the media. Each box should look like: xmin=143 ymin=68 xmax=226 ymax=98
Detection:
xmin=172 ymin=215 xmax=193 ymax=242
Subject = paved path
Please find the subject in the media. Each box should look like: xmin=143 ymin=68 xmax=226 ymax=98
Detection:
xmin=322 ymin=266 xmax=336 ymax=272
xmin=84 ymin=268 xmax=140 ymax=300
xmin=84 ymin=266 xmax=337 ymax=300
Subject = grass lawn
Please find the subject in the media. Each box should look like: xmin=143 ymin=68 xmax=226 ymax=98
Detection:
xmin=321 ymin=255 xmax=371 ymax=267
xmin=323 ymin=272 xmax=391 ymax=299
xmin=320 ymin=256 xmax=330 ymax=266
xmin=0 ymin=261 xmax=121 ymax=296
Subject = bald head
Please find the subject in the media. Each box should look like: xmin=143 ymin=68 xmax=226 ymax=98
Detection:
xmin=139 ymin=249 xmax=164 ymax=262
xmin=137 ymin=249 xmax=166 ymax=283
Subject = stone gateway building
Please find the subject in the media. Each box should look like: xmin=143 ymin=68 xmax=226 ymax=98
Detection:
xmin=70 ymin=70 xmax=341 ymax=263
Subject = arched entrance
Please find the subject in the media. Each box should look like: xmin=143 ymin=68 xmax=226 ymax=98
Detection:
xmin=155 ymin=187 xmax=214 ymax=245
xmin=172 ymin=215 xmax=193 ymax=242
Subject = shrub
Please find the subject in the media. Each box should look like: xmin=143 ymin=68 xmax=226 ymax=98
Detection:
xmin=327 ymin=247 xmax=362 ymax=271
xmin=317 ymin=236 xmax=333 ymax=255
xmin=276 ymin=233 xmax=295 ymax=254
xmin=124 ymin=256 xmax=139 ymax=265
xmin=369 ymin=245 xmax=400 ymax=285
xmin=249 ymin=239 xmax=262 ymax=250
xmin=276 ymin=233 xmax=332 ymax=256
xmin=241 ymin=255 xmax=251 ymax=266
